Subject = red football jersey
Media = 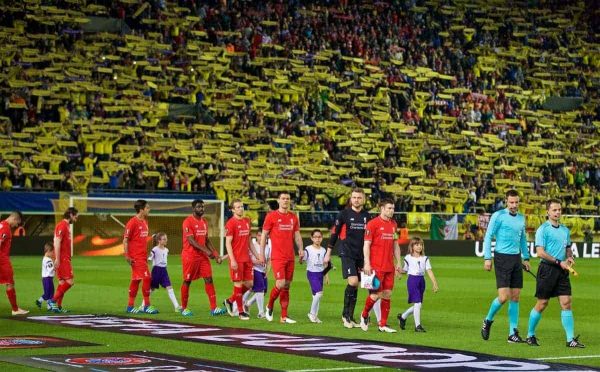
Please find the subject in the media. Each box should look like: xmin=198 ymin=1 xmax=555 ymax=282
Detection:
xmin=182 ymin=215 xmax=210 ymax=258
xmin=0 ymin=220 xmax=12 ymax=262
xmin=364 ymin=216 xmax=397 ymax=272
xmin=124 ymin=216 xmax=149 ymax=260
xmin=225 ymin=216 xmax=251 ymax=263
xmin=262 ymin=210 xmax=299 ymax=261
xmin=54 ymin=219 xmax=72 ymax=261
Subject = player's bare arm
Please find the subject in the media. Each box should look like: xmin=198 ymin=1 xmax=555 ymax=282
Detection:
xmin=258 ymin=229 xmax=268 ymax=265
xmin=363 ymin=240 xmax=372 ymax=275
xmin=225 ymin=235 xmax=236 ymax=270
xmin=205 ymin=238 xmax=221 ymax=264
xmin=54 ymin=236 xmax=62 ymax=268
xmin=123 ymin=237 xmax=132 ymax=265
xmin=187 ymin=235 xmax=212 ymax=256
xmin=294 ymin=231 xmax=304 ymax=262
xmin=394 ymin=241 xmax=402 ymax=277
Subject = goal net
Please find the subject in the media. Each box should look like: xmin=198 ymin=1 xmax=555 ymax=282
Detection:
xmin=67 ymin=196 xmax=225 ymax=257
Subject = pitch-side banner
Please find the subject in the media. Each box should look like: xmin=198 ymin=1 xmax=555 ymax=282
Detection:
xmin=397 ymin=240 xmax=600 ymax=258
xmin=0 ymin=351 xmax=272 ymax=371
xmin=19 ymin=315 xmax=596 ymax=371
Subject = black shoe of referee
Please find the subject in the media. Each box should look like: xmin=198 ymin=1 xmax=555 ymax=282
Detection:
xmin=526 ymin=335 xmax=540 ymax=346
xmin=507 ymin=328 xmax=525 ymax=343
xmin=566 ymin=335 xmax=585 ymax=348
xmin=481 ymin=319 xmax=493 ymax=340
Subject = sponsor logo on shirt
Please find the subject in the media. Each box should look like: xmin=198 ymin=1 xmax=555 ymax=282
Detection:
xmin=278 ymin=219 xmax=295 ymax=231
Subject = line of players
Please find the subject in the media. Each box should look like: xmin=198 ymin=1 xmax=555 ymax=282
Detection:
xmin=3 ymin=191 xmax=438 ymax=332
xmin=0 ymin=189 xmax=585 ymax=347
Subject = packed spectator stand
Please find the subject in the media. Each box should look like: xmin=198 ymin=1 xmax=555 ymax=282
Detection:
xmin=1 ymin=0 xmax=599 ymax=234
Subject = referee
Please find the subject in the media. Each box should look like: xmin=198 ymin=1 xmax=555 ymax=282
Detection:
xmin=325 ymin=188 xmax=370 ymax=328
xmin=481 ymin=189 xmax=530 ymax=343
xmin=525 ymin=199 xmax=584 ymax=348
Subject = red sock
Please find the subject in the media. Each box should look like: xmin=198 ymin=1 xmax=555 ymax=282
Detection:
xmin=53 ymin=282 xmax=72 ymax=304
xmin=268 ymin=286 xmax=281 ymax=310
xmin=362 ymin=295 xmax=377 ymax=318
xmin=181 ymin=283 xmax=190 ymax=309
xmin=128 ymin=280 xmax=140 ymax=307
xmin=142 ymin=277 xmax=151 ymax=306
xmin=280 ymin=288 xmax=289 ymax=318
xmin=232 ymin=286 xmax=243 ymax=312
xmin=380 ymin=298 xmax=391 ymax=326
xmin=227 ymin=286 xmax=236 ymax=303
xmin=6 ymin=288 xmax=18 ymax=311
xmin=205 ymin=282 xmax=217 ymax=310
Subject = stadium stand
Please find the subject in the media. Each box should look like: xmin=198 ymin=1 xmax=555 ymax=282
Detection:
xmin=1 ymin=0 xmax=599 ymax=223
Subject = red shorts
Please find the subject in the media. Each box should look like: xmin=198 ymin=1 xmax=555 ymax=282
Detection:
xmin=56 ymin=260 xmax=74 ymax=280
xmin=183 ymin=255 xmax=212 ymax=281
xmin=230 ymin=261 xmax=253 ymax=282
xmin=0 ymin=261 xmax=14 ymax=285
xmin=271 ymin=259 xmax=294 ymax=281
xmin=130 ymin=260 xmax=150 ymax=281
xmin=375 ymin=271 xmax=395 ymax=292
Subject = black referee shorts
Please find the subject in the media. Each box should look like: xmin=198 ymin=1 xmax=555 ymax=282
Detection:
xmin=535 ymin=261 xmax=572 ymax=299
xmin=494 ymin=253 xmax=523 ymax=289
xmin=341 ymin=256 xmax=364 ymax=279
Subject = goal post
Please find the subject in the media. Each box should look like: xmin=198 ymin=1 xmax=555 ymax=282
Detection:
xmin=68 ymin=196 xmax=225 ymax=257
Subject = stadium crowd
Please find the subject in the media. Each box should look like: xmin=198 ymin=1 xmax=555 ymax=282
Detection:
xmin=1 ymin=0 xmax=600 ymax=217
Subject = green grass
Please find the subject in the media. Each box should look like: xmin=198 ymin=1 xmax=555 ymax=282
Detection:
xmin=1 ymin=256 xmax=598 ymax=371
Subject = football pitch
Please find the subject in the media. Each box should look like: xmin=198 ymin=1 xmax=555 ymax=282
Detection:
xmin=1 ymin=256 xmax=598 ymax=371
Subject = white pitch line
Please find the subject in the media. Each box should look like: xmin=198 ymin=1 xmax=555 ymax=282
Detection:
xmin=30 ymin=357 xmax=84 ymax=368
xmin=130 ymin=353 xmax=186 ymax=364
xmin=288 ymin=367 xmax=382 ymax=372
xmin=535 ymin=355 xmax=600 ymax=361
